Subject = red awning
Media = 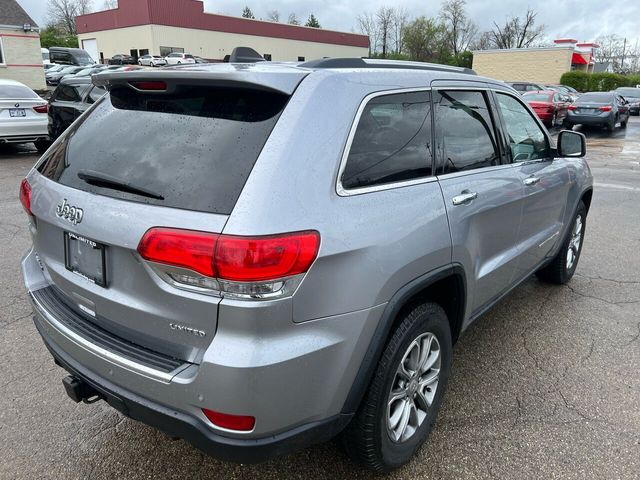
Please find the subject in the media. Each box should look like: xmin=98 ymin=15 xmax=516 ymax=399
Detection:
xmin=572 ymin=53 xmax=588 ymax=65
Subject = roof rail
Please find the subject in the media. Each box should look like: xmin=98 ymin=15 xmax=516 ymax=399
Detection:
xmin=298 ymin=57 xmax=476 ymax=75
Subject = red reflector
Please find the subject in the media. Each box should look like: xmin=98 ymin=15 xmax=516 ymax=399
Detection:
xmin=599 ymin=106 xmax=612 ymax=112
xmin=202 ymin=408 xmax=255 ymax=431
xmin=137 ymin=228 xmax=217 ymax=277
xmin=215 ymin=231 xmax=320 ymax=282
xmin=568 ymin=105 xmax=577 ymax=111
xmin=130 ymin=81 xmax=167 ymax=91
xmin=19 ymin=178 xmax=32 ymax=216
xmin=33 ymin=104 xmax=48 ymax=113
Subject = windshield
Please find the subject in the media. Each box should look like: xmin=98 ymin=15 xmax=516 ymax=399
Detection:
xmin=616 ymin=88 xmax=640 ymax=98
xmin=37 ymin=85 xmax=289 ymax=214
xmin=0 ymin=84 xmax=39 ymax=99
xmin=524 ymin=93 xmax=552 ymax=102
xmin=576 ymin=93 xmax=613 ymax=104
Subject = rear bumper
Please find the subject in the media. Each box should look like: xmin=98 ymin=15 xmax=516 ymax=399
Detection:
xmin=36 ymin=317 xmax=351 ymax=463
xmin=0 ymin=119 xmax=48 ymax=142
xmin=566 ymin=113 xmax=612 ymax=126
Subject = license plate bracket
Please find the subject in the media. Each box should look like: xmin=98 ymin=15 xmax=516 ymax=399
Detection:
xmin=9 ymin=108 xmax=26 ymax=118
xmin=64 ymin=232 xmax=107 ymax=287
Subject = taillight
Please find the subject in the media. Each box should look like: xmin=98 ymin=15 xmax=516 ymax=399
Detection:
xmin=137 ymin=228 xmax=320 ymax=299
xmin=19 ymin=179 xmax=32 ymax=216
xmin=568 ymin=105 xmax=577 ymax=111
xmin=130 ymin=81 xmax=167 ymax=91
xmin=599 ymin=105 xmax=612 ymax=112
xmin=202 ymin=408 xmax=255 ymax=431
xmin=33 ymin=104 xmax=48 ymax=113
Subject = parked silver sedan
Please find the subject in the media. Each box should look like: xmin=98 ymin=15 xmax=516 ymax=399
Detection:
xmin=138 ymin=55 xmax=167 ymax=67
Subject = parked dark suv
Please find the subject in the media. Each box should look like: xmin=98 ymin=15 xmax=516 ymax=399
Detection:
xmin=48 ymin=47 xmax=95 ymax=66
xmin=21 ymin=54 xmax=593 ymax=471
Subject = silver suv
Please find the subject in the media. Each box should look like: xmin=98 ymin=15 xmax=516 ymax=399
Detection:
xmin=21 ymin=56 xmax=593 ymax=471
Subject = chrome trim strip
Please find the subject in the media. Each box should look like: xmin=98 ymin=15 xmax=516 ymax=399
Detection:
xmin=29 ymin=291 xmax=185 ymax=383
xmin=336 ymin=87 xmax=435 ymax=197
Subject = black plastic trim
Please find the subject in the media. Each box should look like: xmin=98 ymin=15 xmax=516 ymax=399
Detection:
xmin=33 ymin=316 xmax=351 ymax=464
xmin=341 ymin=264 xmax=466 ymax=414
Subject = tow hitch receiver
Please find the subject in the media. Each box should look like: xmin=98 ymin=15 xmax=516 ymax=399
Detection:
xmin=62 ymin=375 xmax=101 ymax=404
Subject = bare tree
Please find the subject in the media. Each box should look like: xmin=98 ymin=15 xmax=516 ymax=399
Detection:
xmin=241 ymin=6 xmax=255 ymax=19
xmin=102 ymin=0 xmax=117 ymax=9
xmin=287 ymin=13 xmax=300 ymax=25
xmin=489 ymin=9 xmax=544 ymax=49
xmin=391 ymin=8 xmax=409 ymax=55
xmin=266 ymin=10 xmax=280 ymax=22
xmin=357 ymin=12 xmax=379 ymax=56
xmin=48 ymin=0 xmax=93 ymax=35
xmin=470 ymin=31 xmax=493 ymax=50
xmin=440 ymin=0 xmax=477 ymax=55
xmin=376 ymin=7 xmax=394 ymax=58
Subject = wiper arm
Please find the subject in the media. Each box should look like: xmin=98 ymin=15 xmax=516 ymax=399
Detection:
xmin=77 ymin=169 xmax=164 ymax=200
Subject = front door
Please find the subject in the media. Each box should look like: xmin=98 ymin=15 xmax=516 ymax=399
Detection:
xmin=434 ymin=89 xmax=526 ymax=316
xmin=493 ymin=92 xmax=570 ymax=280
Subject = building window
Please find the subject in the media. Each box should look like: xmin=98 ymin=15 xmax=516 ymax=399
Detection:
xmin=297 ymin=56 xmax=305 ymax=62
xmin=160 ymin=46 xmax=184 ymax=57
xmin=0 ymin=37 xmax=5 ymax=65
xmin=263 ymin=54 xmax=272 ymax=61
xmin=139 ymin=49 xmax=149 ymax=56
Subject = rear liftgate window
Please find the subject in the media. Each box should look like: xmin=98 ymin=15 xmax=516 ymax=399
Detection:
xmin=37 ymin=85 xmax=289 ymax=214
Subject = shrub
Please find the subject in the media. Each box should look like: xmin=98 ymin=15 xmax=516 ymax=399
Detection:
xmin=560 ymin=71 xmax=639 ymax=92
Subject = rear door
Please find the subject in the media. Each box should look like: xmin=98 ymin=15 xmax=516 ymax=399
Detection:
xmin=434 ymin=88 xmax=526 ymax=316
xmin=493 ymin=91 xmax=570 ymax=280
xmin=29 ymin=79 xmax=294 ymax=363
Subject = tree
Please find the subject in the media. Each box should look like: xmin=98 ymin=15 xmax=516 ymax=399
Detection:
xmin=47 ymin=0 xmax=92 ymax=35
xmin=375 ymin=7 xmax=394 ymax=58
xmin=40 ymin=24 xmax=78 ymax=48
xmin=266 ymin=10 xmax=280 ymax=22
xmin=489 ymin=9 xmax=544 ymax=49
xmin=102 ymin=0 xmax=117 ymax=9
xmin=391 ymin=8 xmax=409 ymax=55
xmin=403 ymin=16 xmax=451 ymax=63
xmin=357 ymin=12 xmax=379 ymax=57
xmin=287 ymin=13 xmax=300 ymax=25
xmin=440 ymin=0 xmax=477 ymax=55
xmin=305 ymin=14 xmax=321 ymax=28
xmin=241 ymin=6 xmax=255 ymax=19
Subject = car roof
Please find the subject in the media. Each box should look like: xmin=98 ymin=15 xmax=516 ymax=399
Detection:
xmin=59 ymin=76 xmax=93 ymax=85
xmin=0 ymin=78 xmax=27 ymax=87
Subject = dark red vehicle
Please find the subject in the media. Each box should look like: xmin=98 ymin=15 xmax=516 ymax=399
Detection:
xmin=522 ymin=90 xmax=572 ymax=127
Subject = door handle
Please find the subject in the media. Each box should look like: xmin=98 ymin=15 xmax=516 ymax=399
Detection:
xmin=452 ymin=191 xmax=478 ymax=206
xmin=523 ymin=176 xmax=540 ymax=186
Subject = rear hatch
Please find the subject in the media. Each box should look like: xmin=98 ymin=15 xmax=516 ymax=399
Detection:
xmin=28 ymin=66 xmax=306 ymax=363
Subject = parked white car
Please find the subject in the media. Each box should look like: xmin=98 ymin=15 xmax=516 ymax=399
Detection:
xmin=0 ymin=79 xmax=50 ymax=152
xmin=138 ymin=54 xmax=167 ymax=67
xmin=164 ymin=53 xmax=196 ymax=65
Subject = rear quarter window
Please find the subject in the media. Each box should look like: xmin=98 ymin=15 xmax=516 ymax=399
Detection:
xmin=37 ymin=85 xmax=289 ymax=215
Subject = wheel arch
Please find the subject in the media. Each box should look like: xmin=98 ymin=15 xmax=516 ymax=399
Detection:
xmin=341 ymin=265 xmax=466 ymax=414
xmin=581 ymin=188 xmax=593 ymax=213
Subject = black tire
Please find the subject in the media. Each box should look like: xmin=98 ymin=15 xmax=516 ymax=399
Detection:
xmin=341 ymin=303 xmax=452 ymax=472
xmin=34 ymin=140 xmax=52 ymax=153
xmin=621 ymin=117 xmax=628 ymax=128
xmin=606 ymin=116 xmax=616 ymax=131
xmin=536 ymin=201 xmax=587 ymax=284
xmin=563 ymin=120 xmax=573 ymax=130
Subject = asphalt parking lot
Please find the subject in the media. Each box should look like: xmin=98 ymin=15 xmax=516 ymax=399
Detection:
xmin=1 ymin=120 xmax=639 ymax=479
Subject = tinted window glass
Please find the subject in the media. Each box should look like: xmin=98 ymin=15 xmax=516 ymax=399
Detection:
xmin=496 ymin=93 xmax=549 ymax=162
xmin=576 ymin=93 xmax=613 ymax=104
xmin=37 ymin=86 xmax=289 ymax=214
xmin=54 ymin=85 xmax=81 ymax=102
xmin=0 ymin=84 xmax=38 ymax=99
xmin=87 ymin=86 xmax=106 ymax=104
xmin=342 ymin=91 xmax=433 ymax=189
xmin=435 ymin=90 xmax=499 ymax=174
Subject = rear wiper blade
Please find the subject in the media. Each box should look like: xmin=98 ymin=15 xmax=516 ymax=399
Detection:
xmin=77 ymin=169 xmax=164 ymax=200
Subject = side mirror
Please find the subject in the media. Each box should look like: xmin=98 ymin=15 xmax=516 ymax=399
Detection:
xmin=557 ymin=130 xmax=586 ymax=158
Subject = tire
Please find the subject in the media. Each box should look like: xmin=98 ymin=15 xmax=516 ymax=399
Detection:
xmin=34 ymin=140 xmax=52 ymax=153
xmin=536 ymin=201 xmax=587 ymax=285
xmin=606 ymin=116 xmax=616 ymax=131
xmin=341 ymin=302 xmax=452 ymax=472
xmin=550 ymin=112 xmax=557 ymax=128
xmin=621 ymin=117 xmax=628 ymax=128
xmin=563 ymin=120 xmax=573 ymax=130
xmin=177 ymin=61 xmax=182 ymax=64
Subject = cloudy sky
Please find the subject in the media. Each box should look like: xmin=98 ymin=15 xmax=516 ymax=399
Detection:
xmin=17 ymin=0 xmax=640 ymax=46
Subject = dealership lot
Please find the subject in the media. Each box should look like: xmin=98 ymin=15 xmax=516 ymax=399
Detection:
xmin=1 ymin=120 xmax=639 ymax=479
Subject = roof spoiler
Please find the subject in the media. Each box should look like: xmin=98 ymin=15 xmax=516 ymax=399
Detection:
xmin=225 ymin=47 xmax=265 ymax=63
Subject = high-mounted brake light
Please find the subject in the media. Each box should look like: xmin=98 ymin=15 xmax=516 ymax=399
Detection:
xmin=19 ymin=179 xmax=32 ymax=216
xmin=599 ymin=105 xmax=612 ymax=112
xmin=202 ymin=408 xmax=255 ymax=431
xmin=33 ymin=104 xmax=48 ymax=114
xmin=137 ymin=228 xmax=320 ymax=299
xmin=130 ymin=81 xmax=167 ymax=91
